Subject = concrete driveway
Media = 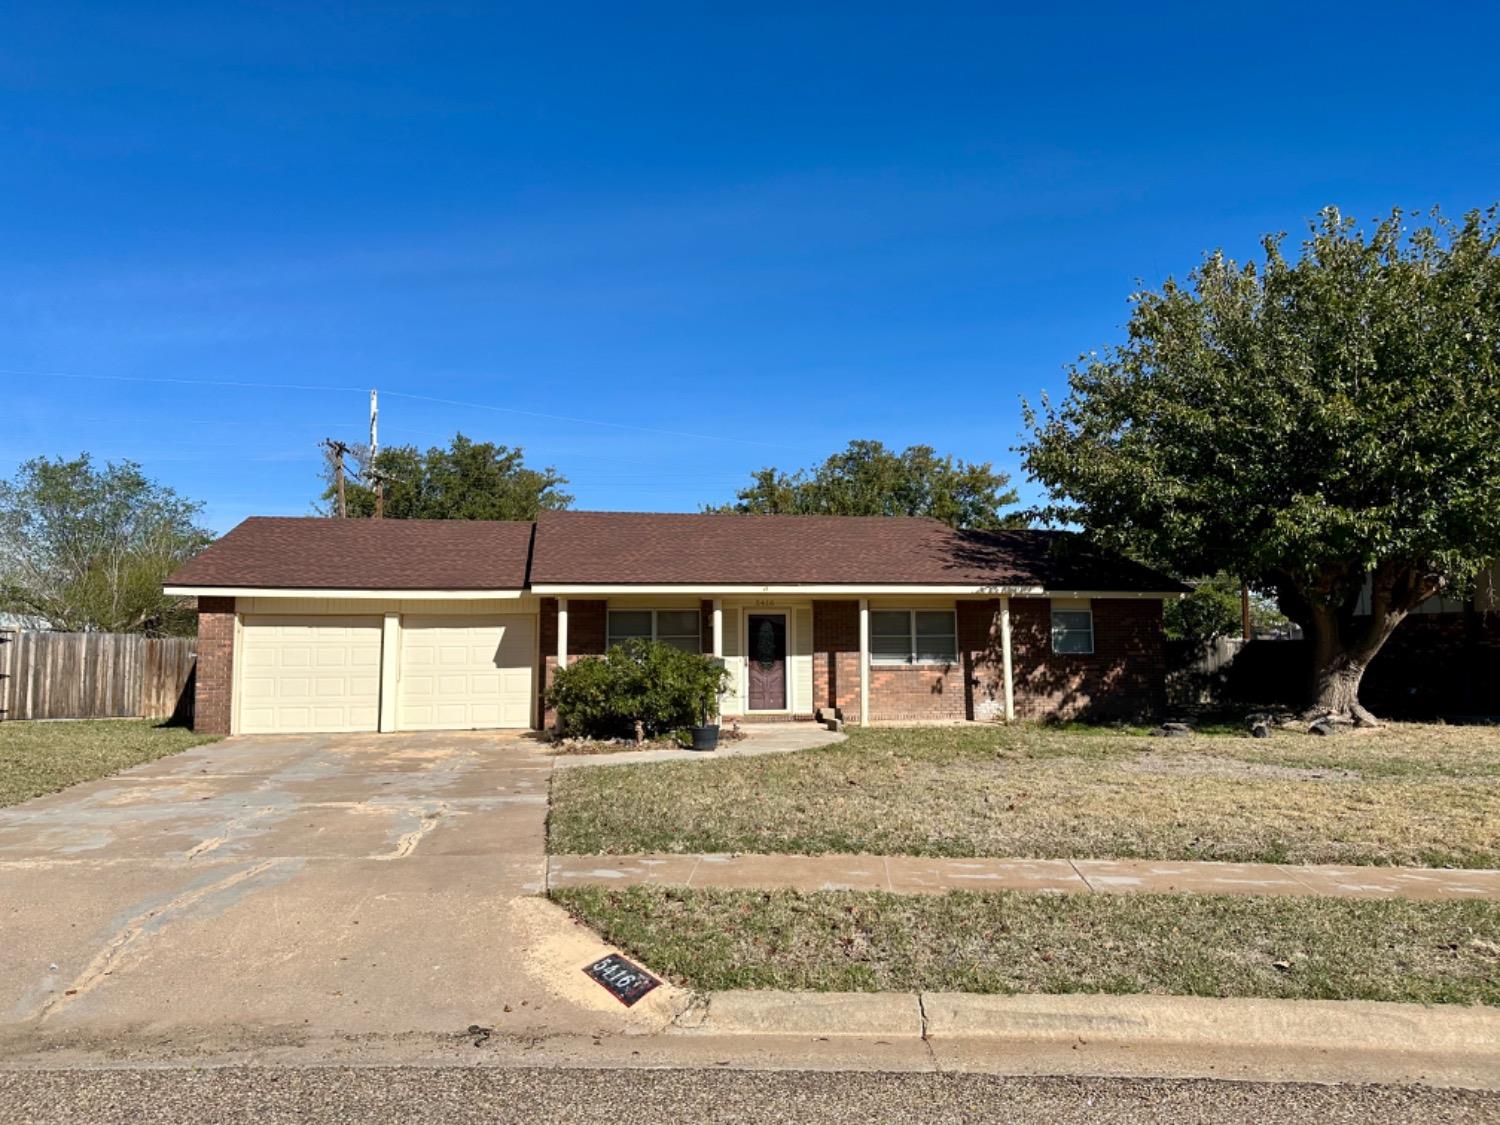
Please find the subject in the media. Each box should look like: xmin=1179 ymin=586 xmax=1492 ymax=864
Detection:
xmin=0 ymin=732 xmax=684 ymax=1064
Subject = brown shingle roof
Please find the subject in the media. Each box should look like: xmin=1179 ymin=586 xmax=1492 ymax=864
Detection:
xmin=165 ymin=512 xmax=1185 ymax=593
xmin=530 ymin=511 xmax=1185 ymax=591
xmin=165 ymin=517 xmax=533 ymax=590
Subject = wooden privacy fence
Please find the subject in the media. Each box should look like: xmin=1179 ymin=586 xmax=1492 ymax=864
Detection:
xmin=0 ymin=630 xmax=195 ymax=723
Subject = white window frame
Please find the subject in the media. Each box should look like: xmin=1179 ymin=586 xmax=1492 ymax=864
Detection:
xmin=869 ymin=608 xmax=958 ymax=666
xmin=1050 ymin=600 xmax=1095 ymax=655
xmin=607 ymin=609 xmax=702 ymax=653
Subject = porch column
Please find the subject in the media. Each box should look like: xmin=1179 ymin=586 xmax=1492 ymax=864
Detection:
xmin=1000 ymin=595 xmax=1015 ymax=722
xmin=858 ymin=597 xmax=870 ymax=726
xmin=556 ymin=598 xmax=569 ymax=671
xmin=712 ymin=599 xmax=725 ymax=718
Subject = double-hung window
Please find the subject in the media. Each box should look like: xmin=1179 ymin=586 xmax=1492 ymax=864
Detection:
xmin=1050 ymin=600 xmax=1095 ymax=654
xmin=870 ymin=609 xmax=958 ymax=664
xmin=607 ymin=609 xmax=701 ymax=653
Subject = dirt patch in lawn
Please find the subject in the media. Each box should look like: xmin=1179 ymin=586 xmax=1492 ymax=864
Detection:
xmin=553 ymin=884 xmax=1500 ymax=1005
xmin=548 ymin=724 xmax=1500 ymax=867
xmin=1118 ymin=753 xmax=1361 ymax=782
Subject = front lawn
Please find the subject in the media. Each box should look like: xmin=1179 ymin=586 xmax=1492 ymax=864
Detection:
xmin=553 ymin=885 xmax=1500 ymax=1005
xmin=548 ymin=724 xmax=1500 ymax=867
xmin=0 ymin=720 xmax=219 ymax=807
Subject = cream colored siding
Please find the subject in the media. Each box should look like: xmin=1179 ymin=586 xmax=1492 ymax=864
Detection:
xmin=792 ymin=607 xmax=813 ymax=713
xmin=238 ymin=616 xmax=382 ymax=733
xmin=397 ymin=614 xmax=534 ymax=730
xmin=720 ymin=611 xmax=743 ymax=715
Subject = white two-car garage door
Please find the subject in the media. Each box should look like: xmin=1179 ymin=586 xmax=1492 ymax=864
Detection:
xmin=238 ymin=616 xmax=384 ymax=734
xmin=397 ymin=614 xmax=535 ymax=730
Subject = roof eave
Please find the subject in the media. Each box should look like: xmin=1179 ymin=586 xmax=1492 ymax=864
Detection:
xmin=163 ymin=585 xmax=528 ymax=599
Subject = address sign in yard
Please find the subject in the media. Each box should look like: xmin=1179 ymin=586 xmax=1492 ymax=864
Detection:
xmin=583 ymin=953 xmax=661 ymax=1007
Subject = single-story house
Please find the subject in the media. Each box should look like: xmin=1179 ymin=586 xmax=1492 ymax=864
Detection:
xmin=164 ymin=511 xmax=1187 ymax=735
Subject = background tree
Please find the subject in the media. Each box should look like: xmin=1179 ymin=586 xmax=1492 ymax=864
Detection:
xmin=1163 ymin=572 xmax=1289 ymax=643
xmin=321 ymin=433 xmax=572 ymax=520
xmin=0 ymin=455 xmax=213 ymax=635
xmin=1023 ymin=206 xmax=1500 ymax=723
xmin=710 ymin=439 xmax=1022 ymax=529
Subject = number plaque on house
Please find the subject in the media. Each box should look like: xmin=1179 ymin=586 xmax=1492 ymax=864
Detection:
xmin=583 ymin=953 xmax=660 ymax=1007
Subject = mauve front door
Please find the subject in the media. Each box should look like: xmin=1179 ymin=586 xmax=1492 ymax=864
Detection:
xmin=746 ymin=613 xmax=787 ymax=710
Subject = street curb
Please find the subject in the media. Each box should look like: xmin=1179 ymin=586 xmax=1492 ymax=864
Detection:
xmin=680 ymin=991 xmax=922 ymax=1037
xmin=676 ymin=990 xmax=1500 ymax=1057
xmin=922 ymin=993 xmax=1500 ymax=1054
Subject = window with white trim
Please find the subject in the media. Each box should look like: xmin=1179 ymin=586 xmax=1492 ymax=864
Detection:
xmin=870 ymin=609 xmax=958 ymax=664
xmin=1050 ymin=600 xmax=1094 ymax=654
xmin=607 ymin=609 xmax=701 ymax=653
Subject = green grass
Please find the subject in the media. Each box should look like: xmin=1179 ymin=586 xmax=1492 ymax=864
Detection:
xmin=548 ymin=723 xmax=1500 ymax=867
xmin=0 ymin=720 xmax=220 ymax=806
xmin=552 ymin=884 xmax=1500 ymax=1005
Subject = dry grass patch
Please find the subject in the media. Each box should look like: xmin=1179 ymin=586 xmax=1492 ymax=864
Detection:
xmin=0 ymin=720 xmax=219 ymax=807
xmin=548 ymin=723 xmax=1500 ymax=867
xmin=553 ymin=884 xmax=1500 ymax=1005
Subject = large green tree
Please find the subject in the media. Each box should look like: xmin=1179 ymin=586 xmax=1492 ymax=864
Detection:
xmin=0 ymin=455 xmax=213 ymax=635
xmin=322 ymin=433 xmax=572 ymax=520
xmin=711 ymin=439 xmax=1022 ymax=529
xmin=1024 ymin=207 xmax=1500 ymax=723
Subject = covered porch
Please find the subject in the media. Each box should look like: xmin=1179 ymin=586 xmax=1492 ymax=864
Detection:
xmin=541 ymin=592 xmax=1019 ymax=728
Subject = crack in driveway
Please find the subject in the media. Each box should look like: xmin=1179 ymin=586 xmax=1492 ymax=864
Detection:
xmin=32 ymin=859 xmax=291 ymax=1022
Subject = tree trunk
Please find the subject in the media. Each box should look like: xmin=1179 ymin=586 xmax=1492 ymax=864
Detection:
xmin=1301 ymin=604 xmax=1403 ymax=727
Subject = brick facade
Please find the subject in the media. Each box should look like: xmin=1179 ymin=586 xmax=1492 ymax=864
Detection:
xmin=812 ymin=601 xmax=862 ymax=719
xmin=867 ymin=600 xmax=1005 ymax=722
xmin=1010 ymin=597 xmax=1165 ymax=721
xmin=808 ymin=597 xmax=1165 ymax=724
xmin=537 ymin=598 xmax=607 ymax=727
xmin=194 ymin=595 xmax=236 ymax=734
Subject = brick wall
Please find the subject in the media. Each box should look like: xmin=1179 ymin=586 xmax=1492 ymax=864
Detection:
xmin=865 ymin=600 xmax=1006 ymax=722
xmin=537 ymin=598 xmax=606 ymax=728
xmin=812 ymin=601 xmax=862 ymax=718
xmin=810 ymin=599 xmax=1008 ymax=723
xmin=194 ymin=596 xmax=236 ymax=735
xmin=1010 ymin=597 xmax=1165 ymax=721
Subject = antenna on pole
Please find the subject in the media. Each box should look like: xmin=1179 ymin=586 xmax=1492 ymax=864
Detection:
xmin=369 ymin=388 xmax=379 ymax=457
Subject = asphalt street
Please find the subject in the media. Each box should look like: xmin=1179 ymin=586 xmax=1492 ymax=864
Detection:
xmin=2 ymin=1068 xmax=1495 ymax=1124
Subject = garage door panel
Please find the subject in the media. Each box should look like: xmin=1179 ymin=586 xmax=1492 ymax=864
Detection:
xmin=239 ymin=616 xmax=382 ymax=734
xmin=398 ymin=615 xmax=534 ymax=731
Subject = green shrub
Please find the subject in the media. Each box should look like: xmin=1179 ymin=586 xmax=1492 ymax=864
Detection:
xmin=547 ymin=639 xmax=730 ymax=740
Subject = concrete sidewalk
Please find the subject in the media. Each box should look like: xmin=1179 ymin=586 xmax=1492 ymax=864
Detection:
xmin=550 ymin=724 xmax=845 ymax=768
xmin=549 ymin=852 xmax=1500 ymax=901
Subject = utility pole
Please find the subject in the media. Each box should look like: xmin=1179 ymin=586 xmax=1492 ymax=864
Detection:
xmin=367 ymin=468 xmax=389 ymax=519
xmin=1240 ymin=579 xmax=1252 ymax=641
xmin=368 ymin=389 xmax=382 ymax=519
xmin=322 ymin=439 xmax=351 ymax=518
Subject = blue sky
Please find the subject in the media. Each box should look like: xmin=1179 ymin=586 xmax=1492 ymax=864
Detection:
xmin=4 ymin=2 xmax=1497 ymax=532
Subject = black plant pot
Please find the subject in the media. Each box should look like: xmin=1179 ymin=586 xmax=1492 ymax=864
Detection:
xmin=689 ymin=724 xmax=720 ymax=752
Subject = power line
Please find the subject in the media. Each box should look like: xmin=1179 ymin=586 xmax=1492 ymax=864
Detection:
xmin=4 ymin=367 xmax=795 ymax=449
xmin=379 ymin=389 xmax=793 ymax=448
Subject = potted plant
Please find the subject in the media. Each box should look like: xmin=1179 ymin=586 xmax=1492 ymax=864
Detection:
xmin=689 ymin=657 xmax=726 ymax=752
